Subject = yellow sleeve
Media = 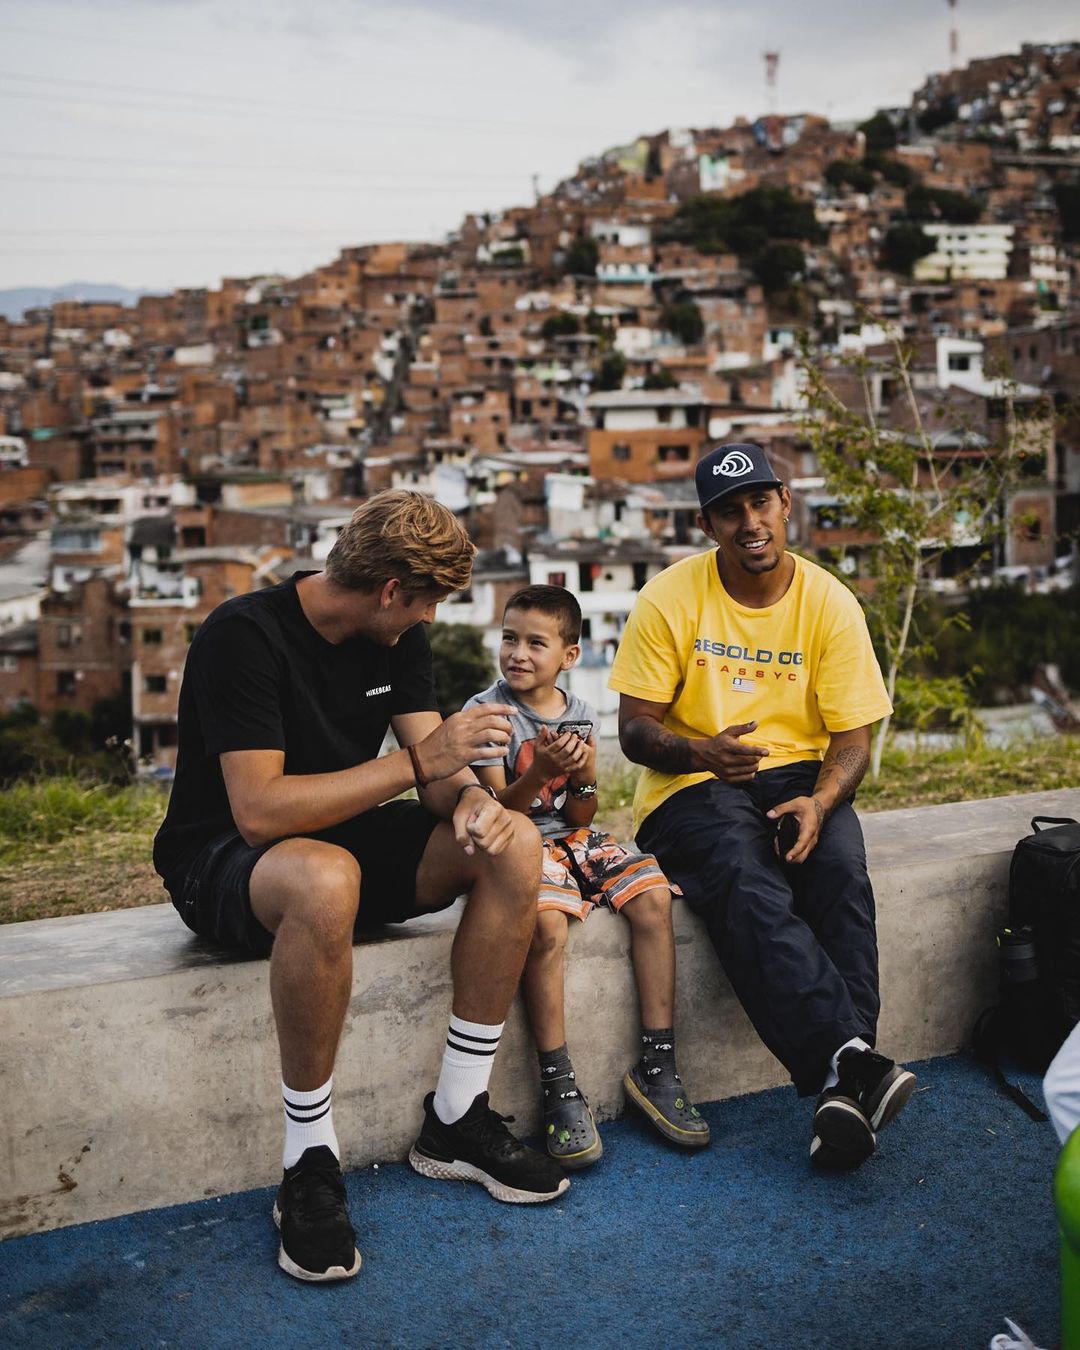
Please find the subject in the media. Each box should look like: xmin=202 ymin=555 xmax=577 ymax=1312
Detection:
xmin=814 ymin=600 xmax=893 ymax=733
xmin=609 ymin=592 xmax=686 ymax=703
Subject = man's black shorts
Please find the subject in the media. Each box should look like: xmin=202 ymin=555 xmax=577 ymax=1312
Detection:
xmin=170 ymin=800 xmax=445 ymax=958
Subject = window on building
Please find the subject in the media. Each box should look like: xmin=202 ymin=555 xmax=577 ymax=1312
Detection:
xmin=143 ymin=628 xmax=163 ymax=645
xmin=0 ymin=655 xmax=17 ymax=673
xmin=57 ymin=671 xmax=76 ymax=696
xmin=658 ymin=444 xmax=691 ymax=463
xmin=948 ymin=354 xmax=971 ymax=371
xmin=612 ymin=443 xmax=631 ymax=462
xmin=56 ymin=623 xmax=72 ymax=647
xmin=657 ymin=407 xmax=672 ymax=424
xmin=118 ymin=620 xmax=131 ymax=643
xmin=144 ymin=674 xmax=167 ymax=694
xmin=547 ymin=571 xmax=567 ymax=587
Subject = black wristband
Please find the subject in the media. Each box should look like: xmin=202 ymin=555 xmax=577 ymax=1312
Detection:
xmin=456 ymin=782 xmax=497 ymax=806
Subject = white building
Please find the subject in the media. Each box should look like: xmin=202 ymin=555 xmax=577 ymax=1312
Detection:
xmin=913 ymin=224 xmax=1014 ymax=283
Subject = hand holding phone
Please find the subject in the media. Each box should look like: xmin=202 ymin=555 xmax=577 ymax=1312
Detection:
xmin=775 ymin=814 xmax=799 ymax=861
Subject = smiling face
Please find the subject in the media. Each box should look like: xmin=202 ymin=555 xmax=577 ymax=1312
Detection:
xmin=699 ymin=485 xmax=792 ymax=582
xmin=499 ymin=606 xmax=579 ymax=699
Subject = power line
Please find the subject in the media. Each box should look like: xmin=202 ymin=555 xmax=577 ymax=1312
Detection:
xmin=0 ymin=171 xmax=503 ymax=196
xmin=0 ymin=149 xmax=532 ymax=184
xmin=0 ymin=69 xmax=638 ymax=138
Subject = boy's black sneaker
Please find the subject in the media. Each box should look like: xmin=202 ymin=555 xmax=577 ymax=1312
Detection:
xmin=409 ymin=1091 xmax=570 ymax=1203
xmin=272 ymin=1145 xmax=362 ymax=1282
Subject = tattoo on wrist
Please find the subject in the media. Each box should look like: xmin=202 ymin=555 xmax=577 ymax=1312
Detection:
xmin=812 ymin=797 xmax=826 ymax=827
xmin=814 ymin=744 xmax=869 ymax=805
xmin=622 ymin=717 xmax=692 ymax=775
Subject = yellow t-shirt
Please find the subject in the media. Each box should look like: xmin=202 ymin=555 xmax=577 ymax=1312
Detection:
xmin=609 ymin=549 xmax=893 ymax=834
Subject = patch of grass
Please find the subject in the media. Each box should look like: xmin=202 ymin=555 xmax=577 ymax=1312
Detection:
xmin=0 ymin=776 xmax=164 ymax=859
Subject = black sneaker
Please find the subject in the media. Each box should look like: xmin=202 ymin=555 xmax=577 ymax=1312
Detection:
xmin=623 ymin=1062 xmax=711 ymax=1148
xmin=409 ymin=1091 xmax=570 ymax=1203
xmin=272 ymin=1145 xmax=362 ymax=1282
xmin=853 ymin=1049 xmax=917 ymax=1131
xmin=811 ymin=1048 xmax=916 ymax=1171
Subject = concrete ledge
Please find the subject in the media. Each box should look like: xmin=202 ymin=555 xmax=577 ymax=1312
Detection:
xmin=3 ymin=787 xmax=1079 ymax=1239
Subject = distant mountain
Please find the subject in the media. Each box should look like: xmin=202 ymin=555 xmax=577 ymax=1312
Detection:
xmin=0 ymin=282 xmax=150 ymax=322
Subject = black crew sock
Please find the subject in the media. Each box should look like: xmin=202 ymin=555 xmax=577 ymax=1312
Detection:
xmin=639 ymin=1026 xmax=679 ymax=1082
xmin=538 ymin=1044 xmax=579 ymax=1105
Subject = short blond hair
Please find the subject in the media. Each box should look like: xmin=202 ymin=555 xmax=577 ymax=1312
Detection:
xmin=325 ymin=489 xmax=475 ymax=595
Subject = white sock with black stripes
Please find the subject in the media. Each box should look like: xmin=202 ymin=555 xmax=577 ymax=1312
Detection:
xmin=282 ymin=1076 xmax=339 ymax=1170
xmin=432 ymin=1014 xmax=505 ymax=1125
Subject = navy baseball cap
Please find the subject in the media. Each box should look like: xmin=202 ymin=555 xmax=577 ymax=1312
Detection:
xmin=696 ymin=442 xmax=783 ymax=511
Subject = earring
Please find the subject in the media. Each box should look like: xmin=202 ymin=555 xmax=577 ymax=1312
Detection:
xmin=783 ymin=516 xmax=789 ymax=524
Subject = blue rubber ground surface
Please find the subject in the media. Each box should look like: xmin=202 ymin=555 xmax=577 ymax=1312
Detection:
xmin=0 ymin=1055 xmax=1062 ymax=1350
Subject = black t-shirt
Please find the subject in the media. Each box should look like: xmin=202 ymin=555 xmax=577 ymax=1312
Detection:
xmin=152 ymin=574 xmax=438 ymax=894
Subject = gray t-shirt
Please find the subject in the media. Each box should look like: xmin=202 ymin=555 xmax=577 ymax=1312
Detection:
xmin=463 ymin=678 xmax=595 ymax=839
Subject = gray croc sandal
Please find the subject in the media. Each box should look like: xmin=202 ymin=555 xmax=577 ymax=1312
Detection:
xmin=623 ymin=1062 xmax=711 ymax=1148
xmin=542 ymin=1077 xmax=603 ymax=1170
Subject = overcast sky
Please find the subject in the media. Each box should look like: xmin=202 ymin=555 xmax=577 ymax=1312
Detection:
xmin=1 ymin=0 xmax=1076 ymax=293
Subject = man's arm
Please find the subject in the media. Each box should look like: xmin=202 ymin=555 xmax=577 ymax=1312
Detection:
xmin=768 ymin=724 xmax=872 ymax=864
xmin=220 ymin=705 xmax=514 ymax=847
xmin=618 ymin=694 xmax=769 ymax=782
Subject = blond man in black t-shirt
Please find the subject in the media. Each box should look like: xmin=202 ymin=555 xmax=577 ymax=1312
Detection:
xmin=156 ymin=491 xmax=567 ymax=1284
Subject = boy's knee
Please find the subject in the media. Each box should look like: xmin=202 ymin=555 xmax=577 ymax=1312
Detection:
xmin=624 ymin=886 xmax=672 ymax=931
xmin=529 ymin=909 xmax=569 ymax=960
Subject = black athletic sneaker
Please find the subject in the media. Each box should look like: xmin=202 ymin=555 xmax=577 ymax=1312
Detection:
xmin=273 ymin=1145 xmax=362 ymax=1282
xmin=623 ymin=1062 xmax=711 ymax=1148
xmin=811 ymin=1048 xmax=916 ymax=1171
xmin=409 ymin=1091 xmax=570 ymax=1203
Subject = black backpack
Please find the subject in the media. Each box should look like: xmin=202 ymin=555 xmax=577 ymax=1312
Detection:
xmin=972 ymin=815 xmax=1080 ymax=1119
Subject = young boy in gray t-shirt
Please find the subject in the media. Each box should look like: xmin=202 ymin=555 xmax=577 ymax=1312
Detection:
xmin=463 ymin=585 xmax=709 ymax=1169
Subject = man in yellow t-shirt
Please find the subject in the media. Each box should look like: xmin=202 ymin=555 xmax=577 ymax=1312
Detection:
xmin=610 ymin=443 xmax=916 ymax=1172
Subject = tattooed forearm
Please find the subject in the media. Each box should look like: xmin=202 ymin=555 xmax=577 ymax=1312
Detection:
xmin=621 ymin=717 xmax=694 ymax=774
xmin=813 ymin=743 xmax=870 ymax=807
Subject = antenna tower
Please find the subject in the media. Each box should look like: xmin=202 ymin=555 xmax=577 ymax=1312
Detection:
xmin=763 ymin=51 xmax=780 ymax=113
xmin=947 ymin=0 xmax=959 ymax=69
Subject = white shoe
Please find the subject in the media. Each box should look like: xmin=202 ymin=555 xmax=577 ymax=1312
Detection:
xmin=988 ymin=1317 xmax=1045 ymax=1350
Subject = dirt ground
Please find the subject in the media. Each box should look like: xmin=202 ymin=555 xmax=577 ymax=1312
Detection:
xmin=0 ymin=832 xmax=167 ymax=924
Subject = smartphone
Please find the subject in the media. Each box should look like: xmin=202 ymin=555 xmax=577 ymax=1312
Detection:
xmin=557 ymin=720 xmax=593 ymax=740
xmin=776 ymin=815 xmax=799 ymax=859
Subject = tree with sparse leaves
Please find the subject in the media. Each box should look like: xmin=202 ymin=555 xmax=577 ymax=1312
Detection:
xmin=798 ymin=328 xmax=1019 ymax=775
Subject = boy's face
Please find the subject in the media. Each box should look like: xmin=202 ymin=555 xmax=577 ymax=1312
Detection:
xmin=499 ymin=606 xmax=579 ymax=696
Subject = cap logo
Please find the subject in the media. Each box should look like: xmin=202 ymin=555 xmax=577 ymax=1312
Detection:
xmin=714 ymin=450 xmax=754 ymax=477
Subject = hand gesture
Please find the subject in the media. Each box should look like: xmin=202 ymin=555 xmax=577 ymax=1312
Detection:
xmin=415 ymin=705 xmax=514 ymax=783
xmin=767 ymin=796 xmax=824 ymax=865
xmin=453 ymin=788 xmax=516 ymax=857
xmin=696 ymin=721 xmax=769 ymax=783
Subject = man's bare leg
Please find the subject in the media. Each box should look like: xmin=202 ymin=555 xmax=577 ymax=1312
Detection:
xmin=248 ymin=837 xmax=363 ymax=1281
xmin=414 ymin=812 xmax=542 ymax=1024
xmin=409 ymin=814 xmax=569 ymax=1200
xmin=249 ymin=838 xmax=361 ymax=1089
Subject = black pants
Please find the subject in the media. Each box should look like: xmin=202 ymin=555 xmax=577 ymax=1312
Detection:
xmin=637 ymin=761 xmax=879 ymax=1096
